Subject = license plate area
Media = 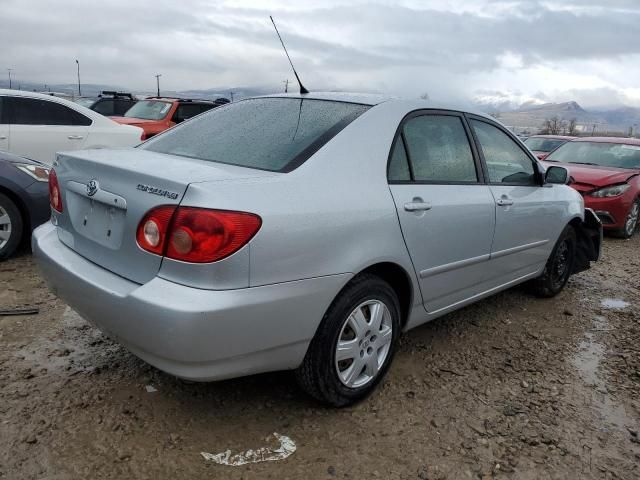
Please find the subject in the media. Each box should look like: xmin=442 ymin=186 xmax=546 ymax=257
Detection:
xmin=66 ymin=190 xmax=126 ymax=250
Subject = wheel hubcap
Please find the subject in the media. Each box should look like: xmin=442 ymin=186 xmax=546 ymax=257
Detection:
xmin=335 ymin=300 xmax=393 ymax=388
xmin=0 ymin=206 xmax=11 ymax=250
xmin=625 ymin=202 xmax=639 ymax=236
xmin=551 ymin=240 xmax=571 ymax=288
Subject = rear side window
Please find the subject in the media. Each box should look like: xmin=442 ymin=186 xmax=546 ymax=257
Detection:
xmin=0 ymin=97 xmax=5 ymax=124
xmin=402 ymin=115 xmax=477 ymax=182
xmin=471 ymin=119 xmax=536 ymax=185
xmin=7 ymin=97 xmax=92 ymax=126
xmin=388 ymin=138 xmax=411 ymax=181
xmin=143 ymin=98 xmax=370 ymax=172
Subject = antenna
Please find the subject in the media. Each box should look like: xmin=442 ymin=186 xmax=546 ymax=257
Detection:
xmin=270 ymin=16 xmax=309 ymax=95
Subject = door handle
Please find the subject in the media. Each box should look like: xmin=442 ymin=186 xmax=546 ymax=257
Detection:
xmin=496 ymin=196 xmax=514 ymax=207
xmin=404 ymin=201 xmax=432 ymax=212
xmin=68 ymin=135 xmax=84 ymax=140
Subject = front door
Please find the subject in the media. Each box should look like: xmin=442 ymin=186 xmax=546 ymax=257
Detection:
xmin=388 ymin=112 xmax=496 ymax=312
xmin=469 ymin=117 xmax=567 ymax=282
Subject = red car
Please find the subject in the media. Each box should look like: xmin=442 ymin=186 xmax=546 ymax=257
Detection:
xmin=524 ymin=135 xmax=576 ymax=160
xmin=112 ymin=97 xmax=228 ymax=139
xmin=541 ymin=137 xmax=640 ymax=238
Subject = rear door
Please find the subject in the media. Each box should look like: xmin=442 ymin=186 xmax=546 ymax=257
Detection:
xmin=0 ymin=97 xmax=8 ymax=152
xmin=388 ymin=111 xmax=496 ymax=312
xmin=6 ymin=96 xmax=91 ymax=164
xmin=468 ymin=117 xmax=563 ymax=281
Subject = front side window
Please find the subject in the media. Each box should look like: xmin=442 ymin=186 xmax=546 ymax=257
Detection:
xmin=7 ymin=97 xmax=92 ymax=126
xmin=143 ymin=98 xmax=369 ymax=172
xmin=172 ymin=104 xmax=204 ymax=123
xmin=471 ymin=119 xmax=536 ymax=185
xmin=401 ymin=115 xmax=477 ymax=182
xmin=124 ymin=100 xmax=172 ymax=120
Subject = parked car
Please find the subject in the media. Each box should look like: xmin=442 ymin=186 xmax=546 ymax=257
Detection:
xmin=542 ymin=137 xmax=640 ymax=238
xmin=33 ymin=93 xmax=601 ymax=406
xmin=74 ymin=91 xmax=138 ymax=116
xmin=524 ymin=135 xmax=576 ymax=160
xmin=111 ymin=97 xmax=228 ymax=139
xmin=0 ymin=151 xmax=50 ymax=259
xmin=0 ymin=89 xmax=144 ymax=165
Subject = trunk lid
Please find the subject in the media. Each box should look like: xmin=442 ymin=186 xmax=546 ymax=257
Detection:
xmin=54 ymin=148 xmax=275 ymax=284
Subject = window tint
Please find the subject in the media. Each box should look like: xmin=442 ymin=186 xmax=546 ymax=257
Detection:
xmin=173 ymin=104 xmax=204 ymax=123
xmin=471 ymin=120 xmax=536 ymax=185
xmin=93 ymin=99 xmax=115 ymax=116
xmin=8 ymin=97 xmax=92 ymax=126
xmin=402 ymin=115 xmax=477 ymax=182
xmin=143 ymin=98 xmax=369 ymax=172
xmin=114 ymin=99 xmax=134 ymax=116
xmin=388 ymin=138 xmax=411 ymax=181
xmin=0 ymin=97 xmax=5 ymax=124
xmin=199 ymin=103 xmax=215 ymax=114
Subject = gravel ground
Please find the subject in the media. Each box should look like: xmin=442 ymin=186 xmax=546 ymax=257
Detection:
xmin=0 ymin=236 xmax=639 ymax=479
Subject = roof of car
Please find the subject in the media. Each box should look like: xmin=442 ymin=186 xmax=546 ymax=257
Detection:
xmin=256 ymin=92 xmax=494 ymax=119
xmin=528 ymin=135 xmax=576 ymax=140
xmin=573 ymin=137 xmax=640 ymax=146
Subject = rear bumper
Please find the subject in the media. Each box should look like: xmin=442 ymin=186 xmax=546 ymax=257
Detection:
xmin=32 ymin=222 xmax=350 ymax=381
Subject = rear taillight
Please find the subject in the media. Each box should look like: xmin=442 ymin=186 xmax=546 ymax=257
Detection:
xmin=140 ymin=131 xmax=147 ymax=141
xmin=136 ymin=206 xmax=176 ymax=256
xmin=136 ymin=206 xmax=261 ymax=263
xmin=49 ymin=169 xmax=63 ymax=213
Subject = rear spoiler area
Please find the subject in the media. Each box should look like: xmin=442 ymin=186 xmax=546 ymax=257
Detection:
xmin=573 ymin=208 xmax=603 ymax=274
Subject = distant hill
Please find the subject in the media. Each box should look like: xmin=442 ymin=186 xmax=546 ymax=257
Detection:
xmin=483 ymin=101 xmax=640 ymax=135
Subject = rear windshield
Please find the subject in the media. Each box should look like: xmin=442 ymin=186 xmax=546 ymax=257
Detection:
xmin=524 ymin=137 xmax=567 ymax=153
xmin=125 ymin=100 xmax=172 ymax=120
xmin=141 ymin=97 xmax=370 ymax=172
xmin=546 ymin=141 xmax=640 ymax=169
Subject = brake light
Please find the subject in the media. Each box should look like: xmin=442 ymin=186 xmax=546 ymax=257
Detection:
xmin=140 ymin=131 xmax=147 ymax=141
xmin=136 ymin=206 xmax=261 ymax=263
xmin=49 ymin=169 xmax=63 ymax=213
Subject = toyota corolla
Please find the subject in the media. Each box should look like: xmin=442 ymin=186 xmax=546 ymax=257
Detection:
xmin=33 ymin=93 xmax=601 ymax=406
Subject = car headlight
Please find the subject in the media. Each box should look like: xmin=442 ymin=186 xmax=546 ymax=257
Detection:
xmin=588 ymin=184 xmax=631 ymax=198
xmin=13 ymin=163 xmax=50 ymax=182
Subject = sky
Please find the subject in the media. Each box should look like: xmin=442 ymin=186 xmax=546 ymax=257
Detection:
xmin=2 ymin=0 xmax=640 ymax=108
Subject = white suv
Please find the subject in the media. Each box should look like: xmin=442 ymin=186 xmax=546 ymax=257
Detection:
xmin=0 ymin=89 xmax=143 ymax=164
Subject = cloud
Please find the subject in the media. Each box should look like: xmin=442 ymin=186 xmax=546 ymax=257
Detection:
xmin=0 ymin=0 xmax=638 ymax=106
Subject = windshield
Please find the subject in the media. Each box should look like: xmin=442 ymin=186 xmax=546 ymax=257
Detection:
xmin=124 ymin=100 xmax=172 ymax=120
xmin=142 ymin=97 xmax=370 ymax=172
xmin=74 ymin=97 xmax=96 ymax=108
xmin=524 ymin=137 xmax=567 ymax=153
xmin=546 ymin=141 xmax=640 ymax=169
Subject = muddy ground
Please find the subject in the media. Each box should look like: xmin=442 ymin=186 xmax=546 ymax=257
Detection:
xmin=0 ymin=236 xmax=639 ymax=480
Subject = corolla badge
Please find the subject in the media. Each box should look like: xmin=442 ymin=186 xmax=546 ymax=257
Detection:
xmin=86 ymin=179 xmax=99 ymax=197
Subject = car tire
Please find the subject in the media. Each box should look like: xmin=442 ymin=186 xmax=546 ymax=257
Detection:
xmin=0 ymin=193 xmax=23 ymax=261
xmin=612 ymin=199 xmax=639 ymax=239
xmin=296 ymin=273 xmax=401 ymax=407
xmin=530 ymin=225 xmax=576 ymax=298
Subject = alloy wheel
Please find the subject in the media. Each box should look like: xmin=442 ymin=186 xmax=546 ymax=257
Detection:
xmin=0 ymin=206 xmax=12 ymax=250
xmin=335 ymin=300 xmax=393 ymax=388
xmin=625 ymin=202 xmax=639 ymax=237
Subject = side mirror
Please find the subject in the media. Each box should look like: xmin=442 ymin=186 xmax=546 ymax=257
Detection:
xmin=545 ymin=165 xmax=570 ymax=185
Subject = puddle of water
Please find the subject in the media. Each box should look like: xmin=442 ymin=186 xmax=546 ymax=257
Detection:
xmin=572 ymin=316 xmax=632 ymax=432
xmin=600 ymin=298 xmax=630 ymax=310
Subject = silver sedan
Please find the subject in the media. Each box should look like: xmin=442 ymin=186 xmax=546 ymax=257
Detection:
xmin=33 ymin=93 xmax=602 ymax=406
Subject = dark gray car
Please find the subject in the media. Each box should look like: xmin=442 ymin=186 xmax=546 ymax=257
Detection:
xmin=0 ymin=151 xmax=50 ymax=259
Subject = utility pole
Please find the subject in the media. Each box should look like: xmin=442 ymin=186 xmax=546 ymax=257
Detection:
xmin=592 ymin=124 xmax=596 ymax=136
xmin=75 ymin=59 xmax=81 ymax=96
xmin=155 ymin=74 xmax=162 ymax=97
xmin=283 ymin=79 xmax=289 ymax=93
xmin=229 ymin=91 xmax=234 ymax=102
xmin=7 ymin=68 xmax=12 ymax=89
